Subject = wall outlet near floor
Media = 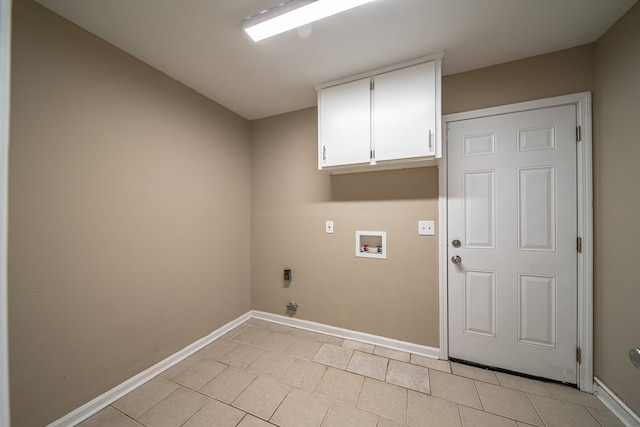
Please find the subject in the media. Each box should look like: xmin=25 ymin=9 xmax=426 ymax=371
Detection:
xmin=418 ymin=220 xmax=435 ymax=236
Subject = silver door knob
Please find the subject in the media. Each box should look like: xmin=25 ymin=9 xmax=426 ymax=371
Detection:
xmin=451 ymin=255 xmax=462 ymax=265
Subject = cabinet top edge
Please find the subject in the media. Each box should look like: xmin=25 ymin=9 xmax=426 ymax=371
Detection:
xmin=315 ymin=51 xmax=445 ymax=91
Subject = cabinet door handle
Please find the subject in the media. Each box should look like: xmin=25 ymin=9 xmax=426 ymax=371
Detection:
xmin=322 ymin=145 xmax=326 ymax=162
xmin=428 ymin=129 xmax=432 ymax=150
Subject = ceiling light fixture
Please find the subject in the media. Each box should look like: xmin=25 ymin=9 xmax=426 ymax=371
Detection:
xmin=242 ymin=0 xmax=377 ymax=42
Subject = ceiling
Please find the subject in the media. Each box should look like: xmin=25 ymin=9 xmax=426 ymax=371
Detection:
xmin=35 ymin=0 xmax=636 ymax=120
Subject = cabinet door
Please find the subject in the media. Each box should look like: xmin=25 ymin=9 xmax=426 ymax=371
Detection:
xmin=373 ymin=61 xmax=436 ymax=161
xmin=318 ymin=78 xmax=371 ymax=168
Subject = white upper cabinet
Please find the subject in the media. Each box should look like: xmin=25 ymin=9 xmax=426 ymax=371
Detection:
xmin=374 ymin=61 xmax=436 ymax=162
xmin=318 ymin=78 xmax=371 ymax=167
xmin=317 ymin=54 xmax=442 ymax=174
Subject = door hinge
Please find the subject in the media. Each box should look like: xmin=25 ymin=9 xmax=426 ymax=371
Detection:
xmin=577 ymin=237 xmax=582 ymax=253
xmin=577 ymin=347 xmax=582 ymax=364
xmin=576 ymin=126 xmax=582 ymax=142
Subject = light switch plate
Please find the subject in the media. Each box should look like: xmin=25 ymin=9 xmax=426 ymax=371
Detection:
xmin=418 ymin=220 xmax=435 ymax=236
xmin=326 ymin=220 xmax=334 ymax=234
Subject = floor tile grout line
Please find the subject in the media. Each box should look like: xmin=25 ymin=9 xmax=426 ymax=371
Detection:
xmin=524 ymin=391 xmax=550 ymax=427
xmin=471 ymin=378 xmax=485 ymax=412
xmin=585 ymin=406 xmax=617 ymax=427
xmin=176 ymin=398 xmax=209 ymax=427
xmin=166 ymin=361 xmax=232 ymax=393
xmin=526 ymin=390 xmax=613 ymax=427
xmin=475 ymin=380 xmax=547 ymax=426
xmin=108 ymin=404 xmax=144 ymax=426
xmin=236 ymin=412 xmax=251 ymax=427
xmin=454 ymin=402 xmax=463 ymax=427
xmin=265 ymin=383 xmax=294 ymax=425
xmin=343 ymin=343 xmax=356 ymax=368
xmin=465 ymin=399 xmax=550 ymax=426
xmin=274 ymin=354 xmax=298 ymax=385
xmin=382 ymin=355 xmax=390 ymax=383
xmin=581 ymin=405 xmax=602 ymax=427
xmin=546 ymin=382 xmax=562 ymax=401
xmin=127 ymin=383 xmax=183 ymax=423
xmin=312 ymin=375 xmax=392 ymax=425
xmin=228 ymin=373 xmax=261 ymax=409
xmin=197 ymin=371 xmax=256 ymax=409
xmin=314 ymin=393 xmax=332 ymax=427
xmin=403 ymin=386 xmax=409 ymax=425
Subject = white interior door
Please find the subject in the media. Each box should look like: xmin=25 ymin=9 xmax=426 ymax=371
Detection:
xmin=447 ymin=105 xmax=578 ymax=383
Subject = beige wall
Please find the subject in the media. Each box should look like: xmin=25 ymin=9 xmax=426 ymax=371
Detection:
xmin=8 ymin=2 xmax=251 ymax=426
xmin=443 ymin=43 xmax=595 ymax=115
xmin=594 ymin=1 xmax=640 ymax=414
xmin=250 ymin=108 xmax=440 ymax=346
xmin=249 ymin=45 xmax=596 ymax=350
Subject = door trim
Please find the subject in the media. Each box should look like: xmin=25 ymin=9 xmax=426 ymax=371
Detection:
xmin=438 ymin=92 xmax=593 ymax=392
xmin=0 ymin=0 xmax=11 ymax=423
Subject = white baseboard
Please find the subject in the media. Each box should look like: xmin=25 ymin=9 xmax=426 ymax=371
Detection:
xmin=593 ymin=377 xmax=640 ymax=427
xmin=48 ymin=311 xmax=251 ymax=427
xmin=50 ymin=310 xmax=440 ymax=426
xmin=251 ymin=310 xmax=440 ymax=359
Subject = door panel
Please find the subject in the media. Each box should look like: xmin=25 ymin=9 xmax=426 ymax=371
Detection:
xmin=374 ymin=61 xmax=436 ymax=161
xmin=318 ymin=78 xmax=371 ymax=167
xmin=463 ymin=170 xmax=496 ymax=249
xmin=464 ymin=133 xmax=495 ymax=156
xmin=448 ymin=105 xmax=578 ymax=383
xmin=518 ymin=273 xmax=557 ymax=347
xmin=518 ymin=166 xmax=556 ymax=251
xmin=464 ymin=269 xmax=497 ymax=337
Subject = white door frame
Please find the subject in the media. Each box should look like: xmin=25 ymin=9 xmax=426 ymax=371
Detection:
xmin=438 ymin=92 xmax=593 ymax=392
xmin=0 ymin=0 xmax=11 ymax=423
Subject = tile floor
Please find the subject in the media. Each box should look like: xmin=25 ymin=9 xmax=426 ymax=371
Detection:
xmin=79 ymin=319 xmax=624 ymax=427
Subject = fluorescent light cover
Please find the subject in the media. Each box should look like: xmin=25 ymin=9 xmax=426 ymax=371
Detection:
xmin=243 ymin=0 xmax=376 ymax=42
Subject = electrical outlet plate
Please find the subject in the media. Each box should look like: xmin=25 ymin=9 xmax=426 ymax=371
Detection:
xmin=326 ymin=220 xmax=334 ymax=234
xmin=418 ymin=220 xmax=435 ymax=236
